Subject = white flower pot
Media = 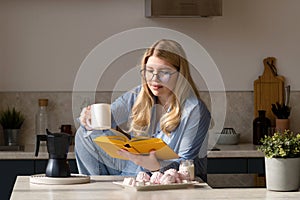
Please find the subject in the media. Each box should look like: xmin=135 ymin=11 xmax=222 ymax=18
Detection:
xmin=265 ymin=157 xmax=300 ymax=191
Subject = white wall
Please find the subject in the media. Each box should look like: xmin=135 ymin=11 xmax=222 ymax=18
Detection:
xmin=1 ymin=0 xmax=300 ymax=92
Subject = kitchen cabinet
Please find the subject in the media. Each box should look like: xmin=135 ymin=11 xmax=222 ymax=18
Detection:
xmin=0 ymin=160 xmax=34 ymax=200
xmin=1 ymin=143 xmax=266 ymax=199
xmin=207 ymin=158 xmax=265 ymax=174
xmin=207 ymin=158 xmax=265 ymax=188
xmin=2 ymin=158 xmax=266 ymax=199
xmin=0 ymin=159 xmax=78 ymax=200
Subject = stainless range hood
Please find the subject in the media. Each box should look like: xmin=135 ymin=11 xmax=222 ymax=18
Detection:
xmin=145 ymin=0 xmax=222 ymax=18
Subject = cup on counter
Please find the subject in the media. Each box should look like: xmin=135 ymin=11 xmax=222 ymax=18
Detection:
xmin=86 ymin=103 xmax=111 ymax=130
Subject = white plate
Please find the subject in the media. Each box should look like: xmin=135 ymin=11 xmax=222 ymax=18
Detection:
xmin=113 ymin=181 xmax=197 ymax=191
xmin=30 ymin=174 xmax=90 ymax=185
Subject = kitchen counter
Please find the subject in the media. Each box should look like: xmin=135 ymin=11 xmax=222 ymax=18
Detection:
xmin=0 ymin=144 xmax=75 ymax=159
xmin=2 ymin=144 xmax=266 ymax=199
xmin=208 ymin=143 xmax=264 ymax=158
xmin=0 ymin=143 xmax=264 ymax=159
xmin=10 ymin=176 xmax=299 ymax=200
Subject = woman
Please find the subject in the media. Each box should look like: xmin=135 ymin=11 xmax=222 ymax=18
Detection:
xmin=75 ymin=39 xmax=211 ymax=181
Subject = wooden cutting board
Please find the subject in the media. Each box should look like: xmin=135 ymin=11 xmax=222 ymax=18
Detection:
xmin=254 ymin=57 xmax=285 ymax=126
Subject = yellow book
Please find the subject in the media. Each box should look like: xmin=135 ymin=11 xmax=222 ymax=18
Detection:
xmin=93 ymin=131 xmax=179 ymax=160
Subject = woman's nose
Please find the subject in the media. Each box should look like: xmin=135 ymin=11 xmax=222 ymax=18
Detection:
xmin=151 ymin=73 xmax=160 ymax=81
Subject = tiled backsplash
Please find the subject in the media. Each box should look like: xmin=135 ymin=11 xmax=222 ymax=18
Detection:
xmin=0 ymin=91 xmax=299 ymax=146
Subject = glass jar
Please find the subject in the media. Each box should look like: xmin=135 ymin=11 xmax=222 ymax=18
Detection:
xmin=35 ymin=99 xmax=48 ymax=135
xmin=179 ymin=160 xmax=195 ymax=181
xmin=253 ymin=110 xmax=271 ymax=145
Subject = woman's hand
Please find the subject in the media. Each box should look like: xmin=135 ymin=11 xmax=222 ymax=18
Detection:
xmin=79 ymin=106 xmax=92 ymax=130
xmin=118 ymin=149 xmax=160 ymax=171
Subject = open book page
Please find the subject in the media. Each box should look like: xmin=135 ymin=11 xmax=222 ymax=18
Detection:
xmin=109 ymin=128 xmax=131 ymax=139
xmin=93 ymin=130 xmax=179 ymax=160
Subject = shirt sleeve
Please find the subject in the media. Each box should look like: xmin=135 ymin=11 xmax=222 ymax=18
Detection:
xmin=178 ymin=101 xmax=211 ymax=159
xmin=110 ymin=86 xmax=141 ymax=129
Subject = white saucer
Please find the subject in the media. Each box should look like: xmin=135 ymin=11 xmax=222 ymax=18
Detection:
xmin=30 ymin=174 xmax=90 ymax=185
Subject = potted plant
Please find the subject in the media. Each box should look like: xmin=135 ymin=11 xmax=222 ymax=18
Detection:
xmin=0 ymin=107 xmax=25 ymax=146
xmin=271 ymin=102 xmax=291 ymax=132
xmin=258 ymin=130 xmax=300 ymax=191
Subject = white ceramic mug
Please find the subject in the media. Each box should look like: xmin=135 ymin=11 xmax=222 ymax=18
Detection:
xmin=86 ymin=103 xmax=111 ymax=130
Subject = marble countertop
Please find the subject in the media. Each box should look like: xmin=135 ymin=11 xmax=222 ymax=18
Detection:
xmin=208 ymin=143 xmax=264 ymax=158
xmin=0 ymin=144 xmax=76 ymax=160
xmin=10 ymin=176 xmax=300 ymax=200
xmin=0 ymin=143 xmax=264 ymax=160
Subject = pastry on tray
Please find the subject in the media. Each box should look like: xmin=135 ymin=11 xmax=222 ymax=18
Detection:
xmin=122 ymin=169 xmax=192 ymax=187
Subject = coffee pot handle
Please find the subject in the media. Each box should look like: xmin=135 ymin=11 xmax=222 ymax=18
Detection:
xmin=35 ymin=134 xmax=47 ymax=157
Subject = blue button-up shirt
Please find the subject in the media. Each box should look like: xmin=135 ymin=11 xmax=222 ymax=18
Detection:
xmin=110 ymin=86 xmax=211 ymax=181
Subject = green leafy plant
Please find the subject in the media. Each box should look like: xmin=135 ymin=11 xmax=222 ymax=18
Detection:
xmin=0 ymin=107 xmax=25 ymax=129
xmin=271 ymin=102 xmax=291 ymax=119
xmin=258 ymin=130 xmax=300 ymax=158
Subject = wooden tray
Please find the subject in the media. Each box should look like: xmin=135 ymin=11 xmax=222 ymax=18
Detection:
xmin=254 ymin=57 xmax=285 ymax=125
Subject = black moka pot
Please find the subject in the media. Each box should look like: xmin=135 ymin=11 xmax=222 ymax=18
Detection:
xmin=35 ymin=129 xmax=71 ymax=177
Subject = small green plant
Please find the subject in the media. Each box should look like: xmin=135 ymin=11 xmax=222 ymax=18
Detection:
xmin=0 ymin=107 xmax=25 ymax=129
xmin=258 ymin=130 xmax=300 ymax=158
xmin=271 ymin=102 xmax=291 ymax=119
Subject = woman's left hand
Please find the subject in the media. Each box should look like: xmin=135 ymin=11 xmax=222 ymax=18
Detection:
xmin=117 ymin=149 xmax=160 ymax=171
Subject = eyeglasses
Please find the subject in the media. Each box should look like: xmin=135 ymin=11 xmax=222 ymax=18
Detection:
xmin=140 ymin=69 xmax=178 ymax=83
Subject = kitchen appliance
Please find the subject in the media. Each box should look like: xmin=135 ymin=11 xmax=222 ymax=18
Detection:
xmin=35 ymin=129 xmax=71 ymax=177
xmin=145 ymin=0 xmax=222 ymax=17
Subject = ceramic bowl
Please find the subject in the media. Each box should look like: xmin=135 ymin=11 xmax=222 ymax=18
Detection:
xmin=215 ymin=133 xmax=240 ymax=145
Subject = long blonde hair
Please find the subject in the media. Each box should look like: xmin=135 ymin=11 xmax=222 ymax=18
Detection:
xmin=130 ymin=39 xmax=200 ymax=136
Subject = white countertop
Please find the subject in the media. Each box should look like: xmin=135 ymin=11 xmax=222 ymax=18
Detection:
xmin=208 ymin=143 xmax=264 ymax=158
xmin=10 ymin=176 xmax=299 ymax=200
xmin=0 ymin=143 xmax=264 ymax=159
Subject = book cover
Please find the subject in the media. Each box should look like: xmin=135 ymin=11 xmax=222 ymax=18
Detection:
xmin=93 ymin=130 xmax=179 ymax=160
